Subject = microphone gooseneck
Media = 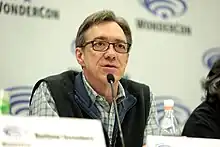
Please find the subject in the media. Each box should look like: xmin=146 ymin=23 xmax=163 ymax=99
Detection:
xmin=107 ymin=74 xmax=125 ymax=147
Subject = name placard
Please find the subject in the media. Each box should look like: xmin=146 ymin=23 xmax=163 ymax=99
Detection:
xmin=147 ymin=135 xmax=220 ymax=147
xmin=0 ymin=115 xmax=106 ymax=147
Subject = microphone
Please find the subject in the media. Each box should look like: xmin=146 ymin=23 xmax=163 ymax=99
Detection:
xmin=107 ymin=74 xmax=125 ymax=147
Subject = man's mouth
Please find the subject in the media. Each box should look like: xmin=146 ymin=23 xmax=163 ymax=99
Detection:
xmin=104 ymin=65 xmax=117 ymax=68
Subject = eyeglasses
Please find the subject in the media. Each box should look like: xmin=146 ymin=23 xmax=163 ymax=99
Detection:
xmin=82 ymin=40 xmax=131 ymax=53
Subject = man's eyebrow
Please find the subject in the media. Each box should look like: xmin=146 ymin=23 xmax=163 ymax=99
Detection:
xmin=93 ymin=36 xmax=126 ymax=43
xmin=114 ymin=39 xmax=127 ymax=43
xmin=93 ymin=36 xmax=108 ymax=40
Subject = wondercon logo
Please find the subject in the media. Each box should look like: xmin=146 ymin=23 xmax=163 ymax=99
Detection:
xmin=2 ymin=125 xmax=33 ymax=138
xmin=140 ymin=0 xmax=187 ymax=19
xmin=5 ymin=86 xmax=32 ymax=116
xmin=202 ymin=47 xmax=220 ymax=69
xmin=0 ymin=0 xmax=60 ymax=20
xmin=155 ymin=96 xmax=191 ymax=127
xmin=3 ymin=126 xmax=24 ymax=137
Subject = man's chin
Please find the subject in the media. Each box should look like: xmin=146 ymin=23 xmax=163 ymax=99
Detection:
xmin=100 ymin=73 xmax=119 ymax=83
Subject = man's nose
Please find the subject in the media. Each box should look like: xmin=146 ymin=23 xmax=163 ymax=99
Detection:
xmin=104 ymin=44 xmax=116 ymax=60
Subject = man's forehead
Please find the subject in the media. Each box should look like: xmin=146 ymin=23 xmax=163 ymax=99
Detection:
xmin=84 ymin=22 xmax=126 ymax=41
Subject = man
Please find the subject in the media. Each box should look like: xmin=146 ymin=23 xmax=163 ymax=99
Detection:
xmin=29 ymin=10 xmax=158 ymax=147
xmin=182 ymin=59 xmax=220 ymax=139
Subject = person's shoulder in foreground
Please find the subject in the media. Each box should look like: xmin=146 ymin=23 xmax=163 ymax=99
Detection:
xmin=182 ymin=100 xmax=220 ymax=138
xmin=182 ymin=59 xmax=220 ymax=139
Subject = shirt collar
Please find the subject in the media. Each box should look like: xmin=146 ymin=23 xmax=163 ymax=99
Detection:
xmin=81 ymin=73 xmax=126 ymax=104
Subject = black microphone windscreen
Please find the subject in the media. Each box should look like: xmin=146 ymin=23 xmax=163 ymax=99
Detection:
xmin=107 ymin=74 xmax=115 ymax=83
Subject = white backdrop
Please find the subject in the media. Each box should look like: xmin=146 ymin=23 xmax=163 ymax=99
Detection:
xmin=1 ymin=0 xmax=220 ymax=128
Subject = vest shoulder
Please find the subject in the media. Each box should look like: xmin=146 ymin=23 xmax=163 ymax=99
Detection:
xmin=120 ymin=78 xmax=149 ymax=89
xmin=120 ymin=78 xmax=150 ymax=99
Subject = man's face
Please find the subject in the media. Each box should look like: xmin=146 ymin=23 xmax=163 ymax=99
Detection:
xmin=75 ymin=21 xmax=129 ymax=84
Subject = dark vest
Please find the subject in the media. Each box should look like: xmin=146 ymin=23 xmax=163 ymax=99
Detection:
xmin=30 ymin=70 xmax=151 ymax=147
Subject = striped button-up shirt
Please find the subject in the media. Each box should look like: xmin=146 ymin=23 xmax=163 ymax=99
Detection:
xmin=81 ymin=74 xmax=125 ymax=145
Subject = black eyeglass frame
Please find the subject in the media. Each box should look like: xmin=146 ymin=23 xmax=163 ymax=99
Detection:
xmin=80 ymin=40 xmax=131 ymax=53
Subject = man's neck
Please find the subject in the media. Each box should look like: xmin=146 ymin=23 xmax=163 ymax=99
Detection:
xmin=83 ymin=72 xmax=118 ymax=103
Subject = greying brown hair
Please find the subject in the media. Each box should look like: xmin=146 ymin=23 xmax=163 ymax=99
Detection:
xmin=201 ymin=59 xmax=220 ymax=103
xmin=75 ymin=10 xmax=132 ymax=51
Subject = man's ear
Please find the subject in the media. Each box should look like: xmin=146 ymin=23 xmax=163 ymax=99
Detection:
xmin=126 ymin=53 xmax=129 ymax=64
xmin=75 ymin=47 xmax=85 ymax=67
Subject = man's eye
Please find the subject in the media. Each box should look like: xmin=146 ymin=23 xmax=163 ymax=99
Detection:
xmin=116 ymin=43 xmax=126 ymax=49
xmin=94 ymin=42 xmax=106 ymax=46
